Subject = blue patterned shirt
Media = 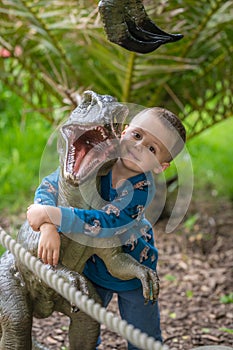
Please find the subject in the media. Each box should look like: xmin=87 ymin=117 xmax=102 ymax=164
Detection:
xmin=34 ymin=168 xmax=158 ymax=291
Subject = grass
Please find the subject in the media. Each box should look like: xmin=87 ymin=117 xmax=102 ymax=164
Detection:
xmin=165 ymin=117 xmax=233 ymax=201
xmin=188 ymin=118 xmax=233 ymax=199
xmin=0 ymin=85 xmax=52 ymax=213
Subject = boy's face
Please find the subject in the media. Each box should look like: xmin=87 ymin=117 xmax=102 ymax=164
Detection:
xmin=120 ymin=112 xmax=175 ymax=174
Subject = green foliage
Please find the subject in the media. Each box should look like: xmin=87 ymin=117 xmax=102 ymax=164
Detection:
xmin=219 ymin=327 xmax=233 ymax=335
xmin=164 ymin=274 xmax=177 ymax=282
xmin=186 ymin=290 xmax=194 ymax=299
xmin=0 ymin=0 xmax=232 ymax=134
xmin=0 ymin=83 xmax=52 ymax=212
xmin=220 ymin=293 xmax=233 ymax=304
xmin=188 ymin=118 xmax=233 ymax=198
xmin=165 ymin=116 xmax=233 ymax=199
xmin=183 ymin=214 xmax=199 ymax=231
xmin=0 ymin=245 xmax=6 ymax=256
xmin=201 ymin=328 xmax=210 ymax=333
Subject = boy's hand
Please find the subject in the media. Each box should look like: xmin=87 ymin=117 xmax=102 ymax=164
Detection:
xmin=27 ymin=203 xmax=47 ymax=231
xmin=38 ymin=223 xmax=60 ymax=266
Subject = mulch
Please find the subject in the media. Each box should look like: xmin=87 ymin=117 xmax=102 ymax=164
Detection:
xmin=1 ymin=197 xmax=233 ymax=349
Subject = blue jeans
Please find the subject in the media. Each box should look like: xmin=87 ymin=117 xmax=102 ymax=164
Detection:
xmin=94 ymin=284 xmax=163 ymax=350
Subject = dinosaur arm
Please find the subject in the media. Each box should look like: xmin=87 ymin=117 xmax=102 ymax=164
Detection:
xmin=50 ymin=263 xmax=89 ymax=296
xmin=99 ymin=247 xmax=159 ymax=302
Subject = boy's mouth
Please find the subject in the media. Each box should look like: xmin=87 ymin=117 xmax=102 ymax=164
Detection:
xmin=124 ymin=146 xmax=140 ymax=162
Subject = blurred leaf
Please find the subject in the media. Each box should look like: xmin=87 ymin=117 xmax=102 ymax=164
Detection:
xmin=0 ymin=245 xmax=6 ymax=256
xmin=219 ymin=327 xmax=233 ymax=335
xmin=183 ymin=214 xmax=199 ymax=231
xmin=169 ymin=312 xmax=176 ymax=319
xmin=164 ymin=274 xmax=177 ymax=282
xmin=220 ymin=293 xmax=233 ymax=304
xmin=201 ymin=328 xmax=210 ymax=333
xmin=186 ymin=290 xmax=194 ymax=299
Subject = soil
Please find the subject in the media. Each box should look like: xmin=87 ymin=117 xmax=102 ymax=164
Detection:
xmin=1 ymin=196 xmax=233 ymax=349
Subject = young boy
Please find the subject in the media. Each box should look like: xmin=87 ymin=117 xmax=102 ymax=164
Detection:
xmin=27 ymin=107 xmax=186 ymax=349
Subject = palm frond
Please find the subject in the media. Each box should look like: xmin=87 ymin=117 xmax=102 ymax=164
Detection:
xmin=0 ymin=0 xmax=232 ymax=137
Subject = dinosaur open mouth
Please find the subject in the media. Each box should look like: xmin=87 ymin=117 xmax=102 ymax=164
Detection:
xmin=61 ymin=125 xmax=117 ymax=184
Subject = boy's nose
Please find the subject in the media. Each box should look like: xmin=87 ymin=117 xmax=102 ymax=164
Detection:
xmin=135 ymin=140 xmax=145 ymax=150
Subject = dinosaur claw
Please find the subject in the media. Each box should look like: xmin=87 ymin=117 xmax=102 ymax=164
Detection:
xmin=71 ymin=303 xmax=80 ymax=313
xmin=126 ymin=17 xmax=183 ymax=43
xmin=121 ymin=18 xmax=183 ymax=53
xmin=117 ymin=36 xmax=163 ymax=54
xmin=98 ymin=0 xmax=183 ymax=54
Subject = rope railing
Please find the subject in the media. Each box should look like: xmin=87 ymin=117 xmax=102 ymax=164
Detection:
xmin=0 ymin=227 xmax=169 ymax=350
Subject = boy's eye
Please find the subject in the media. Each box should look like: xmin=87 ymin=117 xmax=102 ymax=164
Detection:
xmin=132 ymin=131 xmax=141 ymax=139
xmin=149 ymin=146 xmax=156 ymax=154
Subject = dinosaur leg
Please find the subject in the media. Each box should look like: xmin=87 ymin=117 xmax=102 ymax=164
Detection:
xmin=0 ymin=252 xmax=33 ymax=350
xmin=68 ymin=310 xmax=100 ymax=350
xmin=55 ymin=279 xmax=101 ymax=350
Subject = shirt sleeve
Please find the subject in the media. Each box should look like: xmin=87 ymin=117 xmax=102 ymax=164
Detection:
xmin=58 ymin=175 xmax=155 ymax=238
xmin=34 ymin=168 xmax=59 ymax=206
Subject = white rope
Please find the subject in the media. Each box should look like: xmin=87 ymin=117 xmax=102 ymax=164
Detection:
xmin=0 ymin=227 xmax=169 ymax=350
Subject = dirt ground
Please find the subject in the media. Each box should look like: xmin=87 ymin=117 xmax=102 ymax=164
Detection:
xmin=1 ymin=196 xmax=233 ymax=349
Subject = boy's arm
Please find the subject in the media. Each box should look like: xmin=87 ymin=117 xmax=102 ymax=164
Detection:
xmin=34 ymin=168 xmax=59 ymax=206
xmin=28 ymin=169 xmax=60 ymax=265
xmin=57 ymin=175 xmax=155 ymax=238
xmin=27 ymin=204 xmax=61 ymax=231
xmin=39 ymin=223 xmax=60 ymax=266
xmin=26 ymin=204 xmax=61 ymax=266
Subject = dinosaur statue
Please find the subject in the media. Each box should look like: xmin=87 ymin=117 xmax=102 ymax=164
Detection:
xmin=98 ymin=0 xmax=183 ymax=53
xmin=0 ymin=90 xmax=160 ymax=350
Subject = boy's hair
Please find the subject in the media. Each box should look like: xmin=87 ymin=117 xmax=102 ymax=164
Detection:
xmin=132 ymin=107 xmax=186 ymax=160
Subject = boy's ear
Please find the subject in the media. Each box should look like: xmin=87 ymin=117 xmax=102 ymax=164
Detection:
xmin=154 ymin=162 xmax=170 ymax=174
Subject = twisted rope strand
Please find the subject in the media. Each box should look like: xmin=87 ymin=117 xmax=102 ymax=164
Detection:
xmin=0 ymin=227 xmax=169 ymax=350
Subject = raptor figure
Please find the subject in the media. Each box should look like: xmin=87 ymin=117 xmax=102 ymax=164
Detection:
xmin=0 ymin=91 xmax=159 ymax=350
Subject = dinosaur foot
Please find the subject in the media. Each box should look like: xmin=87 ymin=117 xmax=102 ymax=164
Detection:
xmin=98 ymin=0 xmax=183 ymax=53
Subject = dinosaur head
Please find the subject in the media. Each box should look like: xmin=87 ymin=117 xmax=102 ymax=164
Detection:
xmin=58 ymin=90 xmax=128 ymax=185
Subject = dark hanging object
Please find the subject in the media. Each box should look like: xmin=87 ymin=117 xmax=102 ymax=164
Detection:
xmin=98 ymin=0 xmax=183 ymax=54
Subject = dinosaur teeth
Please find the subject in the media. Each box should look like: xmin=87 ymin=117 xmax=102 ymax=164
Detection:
xmin=67 ymin=145 xmax=76 ymax=173
xmin=64 ymin=125 xmax=114 ymax=182
xmin=76 ymin=125 xmax=89 ymax=131
xmin=65 ymin=125 xmax=109 ymax=143
xmin=95 ymin=126 xmax=108 ymax=139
